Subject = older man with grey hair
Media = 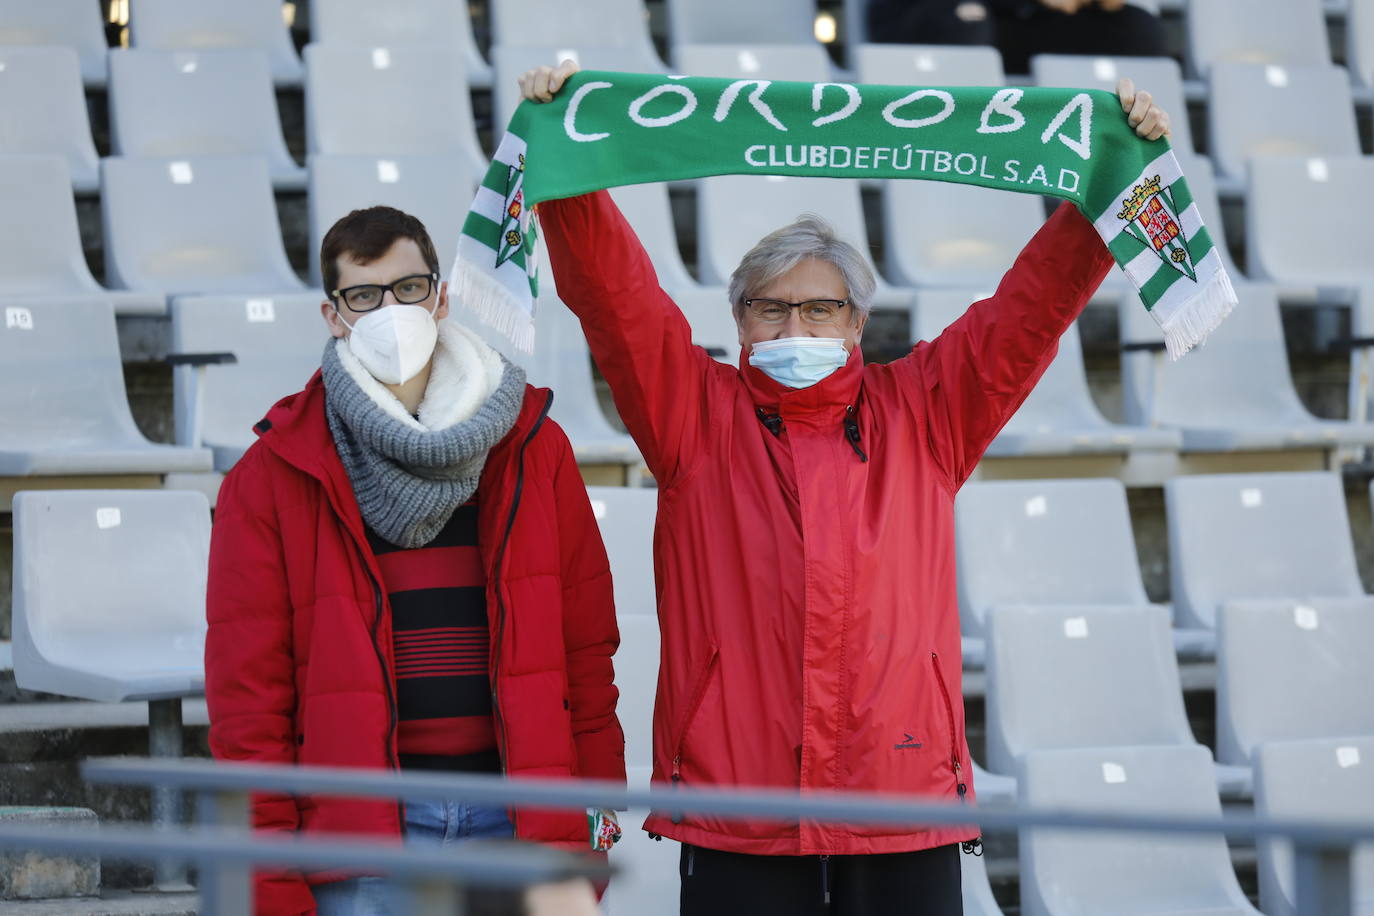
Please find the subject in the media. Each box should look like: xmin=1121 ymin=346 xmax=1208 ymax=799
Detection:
xmin=520 ymin=61 xmax=1170 ymax=915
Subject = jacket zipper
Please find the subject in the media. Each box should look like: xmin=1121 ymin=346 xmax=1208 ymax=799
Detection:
xmin=328 ymin=503 xmax=405 ymax=834
xmin=931 ymin=651 xmax=967 ymax=802
xmin=669 ymin=646 xmax=720 ymax=823
xmin=488 ymin=391 xmax=554 ymax=825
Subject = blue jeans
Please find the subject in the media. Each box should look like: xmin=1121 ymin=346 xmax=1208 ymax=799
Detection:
xmin=311 ymin=797 xmax=515 ymax=916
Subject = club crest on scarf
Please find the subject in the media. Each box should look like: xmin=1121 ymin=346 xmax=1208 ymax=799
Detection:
xmin=497 ymin=153 xmax=528 ymax=268
xmin=1117 ymin=174 xmax=1197 ymax=282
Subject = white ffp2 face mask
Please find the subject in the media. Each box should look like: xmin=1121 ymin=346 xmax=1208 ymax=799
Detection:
xmin=342 ymin=302 xmax=440 ymax=385
xmin=748 ymin=336 xmax=849 ymax=388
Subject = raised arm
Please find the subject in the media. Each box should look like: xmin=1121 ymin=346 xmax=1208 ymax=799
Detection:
xmin=910 ymin=76 xmax=1170 ymax=487
xmin=910 ymin=201 xmax=1114 ymax=487
xmin=540 ymin=190 xmax=716 ymax=483
xmin=523 ymin=59 xmax=717 ymax=483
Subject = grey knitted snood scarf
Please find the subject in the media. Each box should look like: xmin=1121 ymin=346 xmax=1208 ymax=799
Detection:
xmin=321 ymin=331 xmax=526 ymax=549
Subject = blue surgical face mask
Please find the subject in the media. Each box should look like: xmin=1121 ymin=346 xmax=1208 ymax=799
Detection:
xmin=748 ymin=336 xmax=849 ymax=389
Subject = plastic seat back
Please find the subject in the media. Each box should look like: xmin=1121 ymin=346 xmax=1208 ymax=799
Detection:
xmin=128 ymin=0 xmax=303 ymax=85
xmin=1019 ymin=744 xmax=1257 ymax=916
xmin=0 ymin=47 xmax=99 ymax=190
xmin=1208 ymin=63 xmax=1360 ymax=182
xmin=1254 ymin=736 xmax=1374 ymax=916
xmin=0 ymin=0 xmax=108 ymax=85
xmin=1217 ymin=599 xmax=1374 ymax=765
xmin=108 ymin=48 xmax=300 ymax=185
xmin=100 ymin=156 xmax=304 ymax=296
xmin=956 ymin=478 xmax=1150 ymax=636
xmin=1166 ymin=471 xmax=1364 ymax=630
xmin=12 ymin=489 xmax=211 ymax=702
xmin=309 ymin=154 xmax=479 ymax=286
xmin=986 ymin=605 xmax=1193 ymax=775
xmin=304 ymin=43 xmax=485 ymax=176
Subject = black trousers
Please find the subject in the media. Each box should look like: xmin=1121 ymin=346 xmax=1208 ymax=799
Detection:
xmin=678 ymin=842 xmax=964 ymax=916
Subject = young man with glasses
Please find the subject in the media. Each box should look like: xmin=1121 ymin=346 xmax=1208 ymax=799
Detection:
xmin=519 ymin=63 xmax=1172 ymax=914
xmin=205 ymin=206 xmax=625 ymax=916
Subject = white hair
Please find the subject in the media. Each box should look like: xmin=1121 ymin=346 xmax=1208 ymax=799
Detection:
xmin=726 ymin=213 xmax=877 ymax=322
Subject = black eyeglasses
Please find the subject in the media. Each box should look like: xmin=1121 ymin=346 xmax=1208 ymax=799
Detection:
xmin=743 ymin=298 xmax=850 ymax=325
xmin=331 ymin=274 xmax=438 ymax=312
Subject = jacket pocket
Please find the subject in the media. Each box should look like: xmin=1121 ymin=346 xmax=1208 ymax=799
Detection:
xmin=930 ymin=651 xmax=967 ymax=801
xmin=669 ymin=646 xmax=719 ymax=823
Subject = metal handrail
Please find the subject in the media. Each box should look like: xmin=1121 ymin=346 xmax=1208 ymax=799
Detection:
xmin=82 ymin=756 xmax=1374 ymax=848
xmin=78 ymin=755 xmax=1370 ymax=915
xmin=0 ymin=817 xmax=609 ymax=916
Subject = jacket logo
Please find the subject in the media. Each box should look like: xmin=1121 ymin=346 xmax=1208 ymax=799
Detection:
xmin=894 ymin=733 xmax=923 ymax=750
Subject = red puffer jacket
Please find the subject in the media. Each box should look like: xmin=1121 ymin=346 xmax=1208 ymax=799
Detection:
xmin=541 ymin=191 xmax=1112 ymax=856
xmin=205 ymin=373 xmax=625 ymax=916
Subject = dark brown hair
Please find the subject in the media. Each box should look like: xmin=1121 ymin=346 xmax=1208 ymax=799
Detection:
xmin=319 ymin=205 xmax=440 ymax=299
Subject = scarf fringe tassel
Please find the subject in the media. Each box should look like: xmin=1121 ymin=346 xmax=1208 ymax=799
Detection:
xmin=1158 ymin=266 xmax=1238 ymax=360
xmin=449 ymin=254 xmax=537 ymax=355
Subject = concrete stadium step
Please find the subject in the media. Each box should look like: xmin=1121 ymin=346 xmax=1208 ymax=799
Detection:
xmin=0 ymin=890 xmax=197 ymax=915
xmin=0 ymin=807 xmax=98 ymax=900
xmin=0 ymin=701 xmax=209 ymax=891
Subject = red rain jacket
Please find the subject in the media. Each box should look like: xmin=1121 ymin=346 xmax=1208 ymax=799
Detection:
xmin=541 ymin=191 xmax=1112 ymax=856
xmin=205 ymin=373 xmax=625 ymax=915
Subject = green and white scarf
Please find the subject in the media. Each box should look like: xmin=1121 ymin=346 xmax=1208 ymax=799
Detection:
xmin=449 ymin=70 xmax=1236 ymax=358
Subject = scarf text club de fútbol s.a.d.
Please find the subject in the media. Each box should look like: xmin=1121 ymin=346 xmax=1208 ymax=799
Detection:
xmin=449 ymin=70 xmax=1237 ymax=359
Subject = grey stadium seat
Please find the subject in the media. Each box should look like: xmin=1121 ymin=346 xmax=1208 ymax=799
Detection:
xmin=666 ymin=0 xmax=817 ymax=47
xmin=698 ymin=175 xmax=912 ymax=310
xmin=1166 ymin=472 xmax=1368 ymax=631
xmin=0 ymin=156 xmax=163 ymax=317
xmin=489 ymin=0 xmax=663 ymax=74
xmin=606 ymin=183 xmax=741 ymax=363
xmin=1119 ymin=281 xmax=1374 ymax=455
xmin=585 ymin=485 xmax=657 ymax=618
xmin=1018 ymin=744 xmax=1261 ymax=916
xmin=960 ymin=846 xmax=1005 ymax=916
xmin=1254 ymin=737 xmax=1374 ymax=916
xmin=1207 ymin=63 xmax=1361 ymax=185
xmin=884 ymin=183 xmax=1048 ymax=290
xmin=612 ymin=613 xmax=659 ymax=770
xmin=673 ymin=42 xmax=831 ymax=81
xmin=0 ymin=0 xmax=109 ymax=86
xmin=108 ymin=48 xmax=305 ymax=190
xmin=128 ymin=0 xmax=304 ymax=86
xmin=1185 ymin=0 xmax=1330 ymax=78
xmin=1216 ymin=599 xmax=1374 ymax=767
xmin=914 ymin=292 xmax=1181 ymax=459
xmin=986 ymin=605 xmax=1248 ymax=796
xmin=956 ymin=478 xmax=1208 ymax=655
xmin=304 ymin=44 xmax=486 ymax=179
xmin=0 ymin=47 xmax=99 ymax=192
xmin=310 ymin=0 xmax=491 ymax=88
xmin=516 ymin=294 xmax=643 ymax=478
xmin=1031 ymin=54 xmax=1194 ymax=153
xmin=605 ymin=771 xmax=678 ymax=915
xmin=1354 ymin=0 xmax=1374 ymax=88
xmin=489 ymin=45 xmax=669 ymax=135
xmin=0 ymin=300 xmax=210 ymax=477
xmin=1246 ymin=155 xmax=1374 ymax=293
xmin=856 ymin=43 xmax=1005 ymax=87
xmin=170 ymin=296 xmax=326 ymax=470
xmin=308 ymin=154 xmax=480 ymax=287
xmin=12 ymin=489 xmax=210 ymax=702
xmin=101 ymin=156 xmax=307 ymax=298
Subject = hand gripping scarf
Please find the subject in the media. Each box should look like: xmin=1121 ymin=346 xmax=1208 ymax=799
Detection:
xmin=449 ymin=70 xmax=1236 ymax=359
